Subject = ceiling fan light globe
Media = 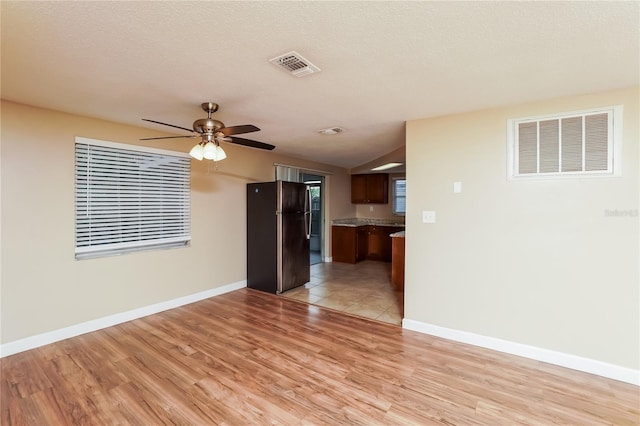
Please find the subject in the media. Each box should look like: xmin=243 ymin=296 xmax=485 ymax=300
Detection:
xmin=215 ymin=146 xmax=227 ymax=161
xmin=189 ymin=144 xmax=204 ymax=161
xmin=203 ymin=142 xmax=217 ymax=160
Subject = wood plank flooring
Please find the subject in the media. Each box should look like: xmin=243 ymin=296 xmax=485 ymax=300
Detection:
xmin=1 ymin=288 xmax=638 ymax=425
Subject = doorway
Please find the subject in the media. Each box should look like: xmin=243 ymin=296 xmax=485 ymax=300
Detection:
xmin=274 ymin=165 xmax=327 ymax=266
xmin=301 ymin=173 xmax=324 ymax=265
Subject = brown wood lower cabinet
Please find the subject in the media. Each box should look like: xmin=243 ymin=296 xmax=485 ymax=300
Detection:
xmin=332 ymin=226 xmax=358 ymax=263
xmin=332 ymin=225 xmax=403 ymax=263
xmin=366 ymin=226 xmax=385 ymax=261
xmin=356 ymin=227 xmax=369 ymax=262
xmin=391 ymin=236 xmax=405 ymax=290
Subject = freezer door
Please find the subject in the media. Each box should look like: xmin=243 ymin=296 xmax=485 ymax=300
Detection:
xmin=279 ymin=180 xmax=307 ymax=213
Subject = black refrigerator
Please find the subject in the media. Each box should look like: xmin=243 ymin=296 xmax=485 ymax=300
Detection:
xmin=247 ymin=181 xmax=311 ymax=294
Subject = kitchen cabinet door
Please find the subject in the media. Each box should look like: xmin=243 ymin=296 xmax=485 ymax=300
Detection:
xmin=351 ymin=175 xmax=369 ymax=204
xmin=331 ymin=226 xmax=357 ymax=263
xmin=351 ymin=174 xmax=389 ymax=204
xmin=367 ymin=226 xmax=385 ymax=260
xmin=364 ymin=174 xmax=389 ymax=204
xmin=356 ymin=226 xmax=369 ymax=262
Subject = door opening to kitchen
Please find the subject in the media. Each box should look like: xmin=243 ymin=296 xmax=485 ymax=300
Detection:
xmin=301 ymin=173 xmax=324 ymax=265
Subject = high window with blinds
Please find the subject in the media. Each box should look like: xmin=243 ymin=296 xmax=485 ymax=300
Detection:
xmin=392 ymin=177 xmax=406 ymax=216
xmin=508 ymin=106 xmax=622 ymax=178
xmin=75 ymin=137 xmax=191 ymax=259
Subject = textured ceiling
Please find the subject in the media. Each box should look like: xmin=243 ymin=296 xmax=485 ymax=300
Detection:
xmin=2 ymin=1 xmax=638 ymax=169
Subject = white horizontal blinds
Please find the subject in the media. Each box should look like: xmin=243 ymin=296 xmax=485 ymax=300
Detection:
xmin=561 ymin=116 xmax=583 ymax=172
xmin=393 ymin=178 xmax=406 ymax=214
xmin=275 ymin=165 xmax=300 ymax=182
xmin=539 ymin=119 xmax=559 ymax=173
xmin=518 ymin=122 xmax=537 ymax=174
xmin=75 ymin=141 xmax=190 ymax=258
xmin=515 ymin=109 xmax=611 ymax=176
xmin=585 ymin=113 xmax=608 ymax=171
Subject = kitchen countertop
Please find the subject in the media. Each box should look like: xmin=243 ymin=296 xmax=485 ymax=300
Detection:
xmin=332 ymin=218 xmax=405 ymax=227
xmin=390 ymin=231 xmax=405 ymax=238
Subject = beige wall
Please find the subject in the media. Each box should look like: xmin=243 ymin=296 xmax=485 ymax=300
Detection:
xmin=0 ymin=100 xmax=353 ymax=343
xmin=405 ymin=87 xmax=639 ymax=370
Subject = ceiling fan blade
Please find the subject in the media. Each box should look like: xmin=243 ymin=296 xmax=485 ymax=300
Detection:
xmin=139 ymin=135 xmax=198 ymax=141
xmin=228 ymin=136 xmax=275 ymax=151
xmin=218 ymin=124 xmax=260 ymax=136
xmin=142 ymin=118 xmax=195 ymax=133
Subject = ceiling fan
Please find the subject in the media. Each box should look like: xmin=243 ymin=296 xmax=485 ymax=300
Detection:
xmin=141 ymin=102 xmax=275 ymax=161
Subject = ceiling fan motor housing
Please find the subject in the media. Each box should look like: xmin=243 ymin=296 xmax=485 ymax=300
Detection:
xmin=193 ymin=118 xmax=224 ymax=134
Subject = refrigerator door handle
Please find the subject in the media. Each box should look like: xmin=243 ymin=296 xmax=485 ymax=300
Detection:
xmin=305 ymin=186 xmax=312 ymax=240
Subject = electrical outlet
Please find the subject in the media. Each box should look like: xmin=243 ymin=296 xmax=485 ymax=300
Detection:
xmin=369 ymin=206 xmax=374 ymax=212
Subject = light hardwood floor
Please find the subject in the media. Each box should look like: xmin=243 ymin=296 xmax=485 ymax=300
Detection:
xmin=282 ymin=261 xmax=403 ymax=325
xmin=1 ymin=289 xmax=638 ymax=425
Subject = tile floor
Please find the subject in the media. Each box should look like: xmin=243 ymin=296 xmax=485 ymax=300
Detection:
xmin=280 ymin=260 xmax=404 ymax=325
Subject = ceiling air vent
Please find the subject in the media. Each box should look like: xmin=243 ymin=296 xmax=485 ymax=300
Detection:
xmin=269 ymin=51 xmax=320 ymax=77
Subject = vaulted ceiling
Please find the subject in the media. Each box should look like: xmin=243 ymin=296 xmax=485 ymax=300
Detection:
xmin=2 ymin=1 xmax=638 ymax=169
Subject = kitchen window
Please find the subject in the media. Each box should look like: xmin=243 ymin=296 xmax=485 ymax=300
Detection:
xmin=392 ymin=177 xmax=406 ymax=216
xmin=507 ymin=106 xmax=622 ymax=179
xmin=74 ymin=137 xmax=191 ymax=259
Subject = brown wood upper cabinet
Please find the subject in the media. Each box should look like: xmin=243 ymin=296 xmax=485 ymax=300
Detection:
xmin=351 ymin=173 xmax=389 ymax=204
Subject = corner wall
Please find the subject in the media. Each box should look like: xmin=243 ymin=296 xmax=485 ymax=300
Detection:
xmin=0 ymin=101 xmax=353 ymax=346
xmin=405 ymin=87 xmax=639 ymax=374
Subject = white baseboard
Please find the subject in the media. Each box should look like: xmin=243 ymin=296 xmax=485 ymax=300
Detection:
xmin=324 ymin=256 xmax=333 ymax=262
xmin=0 ymin=280 xmax=247 ymax=358
xmin=402 ymin=318 xmax=639 ymax=386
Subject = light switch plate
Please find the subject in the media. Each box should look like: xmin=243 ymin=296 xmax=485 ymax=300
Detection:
xmin=453 ymin=182 xmax=462 ymax=193
xmin=422 ymin=210 xmax=436 ymax=223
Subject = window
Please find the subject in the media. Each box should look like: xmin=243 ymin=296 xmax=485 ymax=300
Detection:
xmin=309 ymin=186 xmax=320 ymax=210
xmin=275 ymin=164 xmax=300 ymax=182
xmin=508 ymin=106 xmax=622 ymax=178
xmin=75 ymin=137 xmax=191 ymax=259
xmin=392 ymin=177 xmax=406 ymax=216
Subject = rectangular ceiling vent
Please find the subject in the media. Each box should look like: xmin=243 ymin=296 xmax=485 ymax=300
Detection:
xmin=269 ymin=51 xmax=320 ymax=77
